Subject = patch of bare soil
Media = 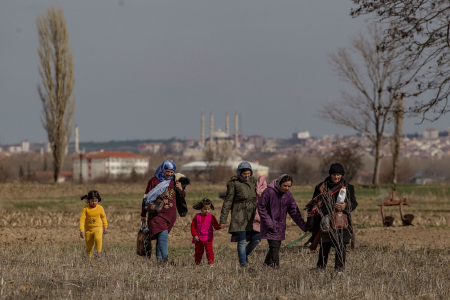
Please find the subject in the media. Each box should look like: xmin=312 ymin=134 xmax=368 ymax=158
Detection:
xmin=355 ymin=225 xmax=450 ymax=249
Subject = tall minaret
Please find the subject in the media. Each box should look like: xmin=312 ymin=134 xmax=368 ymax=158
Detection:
xmin=210 ymin=110 xmax=214 ymax=149
xmin=234 ymin=112 xmax=239 ymax=148
xmin=75 ymin=126 xmax=79 ymax=154
xmin=225 ymin=112 xmax=229 ymax=136
xmin=201 ymin=110 xmax=205 ymax=147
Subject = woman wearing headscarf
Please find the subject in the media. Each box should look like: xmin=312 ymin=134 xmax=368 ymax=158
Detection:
xmin=140 ymin=160 xmax=185 ymax=263
xmin=307 ymin=163 xmax=357 ymax=271
xmin=219 ymin=162 xmax=261 ymax=266
xmin=258 ymin=174 xmax=306 ymax=268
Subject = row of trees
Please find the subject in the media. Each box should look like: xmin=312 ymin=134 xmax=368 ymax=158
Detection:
xmin=321 ymin=1 xmax=450 ymax=185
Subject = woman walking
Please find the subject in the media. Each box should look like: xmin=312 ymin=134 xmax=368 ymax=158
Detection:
xmin=258 ymin=174 xmax=306 ymax=268
xmin=140 ymin=160 xmax=185 ymax=263
xmin=219 ymin=162 xmax=260 ymax=267
xmin=307 ymin=163 xmax=358 ymax=272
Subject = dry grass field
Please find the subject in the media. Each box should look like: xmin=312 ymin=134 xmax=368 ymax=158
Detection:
xmin=1 ymin=182 xmax=450 ymax=299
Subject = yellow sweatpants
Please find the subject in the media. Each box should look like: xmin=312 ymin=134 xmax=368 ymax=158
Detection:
xmin=85 ymin=228 xmax=103 ymax=257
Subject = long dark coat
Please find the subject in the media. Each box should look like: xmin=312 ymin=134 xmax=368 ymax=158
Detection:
xmin=310 ymin=178 xmax=358 ymax=244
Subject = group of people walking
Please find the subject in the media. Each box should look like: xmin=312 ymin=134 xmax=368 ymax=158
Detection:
xmin=79 ymin=159 xmax=358 ymax=272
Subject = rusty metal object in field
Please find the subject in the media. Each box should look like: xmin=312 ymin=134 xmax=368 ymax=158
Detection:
xmin=379 ymin=187 xmax=414 ymax=227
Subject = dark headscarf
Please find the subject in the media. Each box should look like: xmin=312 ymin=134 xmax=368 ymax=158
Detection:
xmin=329 ymin=163 xmax=345 ymax=176
xmin=237 ymin=161 xmax=253 ymax=182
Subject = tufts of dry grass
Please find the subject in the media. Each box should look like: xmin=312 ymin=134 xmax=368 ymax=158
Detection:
xmin=0 ymin=244 xmax=450 ymax=299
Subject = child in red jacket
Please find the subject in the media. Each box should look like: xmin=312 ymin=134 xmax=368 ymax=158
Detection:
xmin=191 ymin=198 xmax=221 ymax=265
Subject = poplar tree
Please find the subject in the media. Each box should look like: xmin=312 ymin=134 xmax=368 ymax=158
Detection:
xmin=36 ymin=6 xmax=75 ymax=183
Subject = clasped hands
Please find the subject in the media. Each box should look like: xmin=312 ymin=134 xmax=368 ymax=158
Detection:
xmin=334 ymin=202 xmax=346 ymax=211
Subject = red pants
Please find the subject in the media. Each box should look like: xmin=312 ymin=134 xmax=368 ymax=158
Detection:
xmin=194 ymin=240 xmax=214 ymax=265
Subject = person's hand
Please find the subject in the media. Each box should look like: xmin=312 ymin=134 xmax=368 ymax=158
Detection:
xmin=103 ymin=227 xmax=108 ymax=234
xmin=176 ymin=181 xmax=183 ymax=191
xmin=194 ymin=236 xmax=200 ymax=242
xmin=80 ymin=231 xmax=85 ymax=239
xmin=141 ymin=216 xmax=146 ymax=224
xmin=335 ymin=203 xmax=346 ymax=211
xmin=219 ymin=223 xmax=226 ymax=229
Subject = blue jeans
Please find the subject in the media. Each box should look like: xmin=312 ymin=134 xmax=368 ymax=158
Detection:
xmin=155 ymin=230 xmax=169 ymax=262
xmin=232 ymin=231 xmax=261 ymax=266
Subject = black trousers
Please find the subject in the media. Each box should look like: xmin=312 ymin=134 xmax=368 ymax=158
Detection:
xmin=317 ymin=241 xmax=346 ymax=270
xmin=264 ymin=240 xmax=282 ymax=267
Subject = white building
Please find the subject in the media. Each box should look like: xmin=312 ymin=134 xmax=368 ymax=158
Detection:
xmin=292 ymin=131 xmax=310 ymax=139
xmin=423 ymin=128 xmax=439 ymax=139
xmin=73 ymin=151 xmax=149 ymax=182
xmin=182 ymin=160 xmax=269 ymax=178
xmin=137 ymin=142 xmax=164 ymax=154
xmin=21 ymin=140 xmax=30 ymax=152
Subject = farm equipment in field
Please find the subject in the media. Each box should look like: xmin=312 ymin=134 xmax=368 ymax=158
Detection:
xmin=379 ymin=187 xmax=414 ymax=227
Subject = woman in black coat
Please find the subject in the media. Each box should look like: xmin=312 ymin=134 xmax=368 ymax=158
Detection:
xmin=308 ymin=163 xmax=357 ymax=271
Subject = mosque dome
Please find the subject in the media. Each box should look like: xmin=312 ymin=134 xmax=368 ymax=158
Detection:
xmin=212 ymin=128 xmax=229 ymax=138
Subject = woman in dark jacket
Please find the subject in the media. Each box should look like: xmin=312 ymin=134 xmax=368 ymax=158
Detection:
xmin=219 ymin=162 xmax=260 ymax=266
xmin=258 ymin=174 xmax=306 ymax=268
xmin=308 ymin=163 xmax=357 ymax=271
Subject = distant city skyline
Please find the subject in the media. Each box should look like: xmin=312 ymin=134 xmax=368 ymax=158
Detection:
xmin=1 ymin=1 xmax=449 ymax=145
xmin=2 ymin=124 xmax=449 ymax=146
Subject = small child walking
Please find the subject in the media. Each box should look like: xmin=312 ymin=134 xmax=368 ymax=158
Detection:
xmin=79 ymin=190 xmax=108 ymax=257
xmin=191 ymin=198 xmax=221 ymax=265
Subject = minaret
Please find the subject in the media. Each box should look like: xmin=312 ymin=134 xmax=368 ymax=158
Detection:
xmin=234 ymin=112 xmax=239 ymax=148
xmin=201 ymin=110 xmax=205 ymax=147
xmin=75 ymin=126 xmax=79 ymax=154
xmin=210 ymin=111 xmax=214 ymax=149
xmin=225 ymin=112 xmax=229 ymax=136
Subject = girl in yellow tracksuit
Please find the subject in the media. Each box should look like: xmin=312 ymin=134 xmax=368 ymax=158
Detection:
xmin=79 ymin=190 xmax=108 ymax=257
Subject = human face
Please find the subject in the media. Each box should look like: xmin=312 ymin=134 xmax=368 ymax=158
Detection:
xmin=241 ymin=170 xmax=251 ymax=181
xmin=280 ymin=181 xmax=292 ymax=193
xmin=331 ymin=173 xmax=342 ymax=183
xmin=89 ymin=198 xmax=98 ymax=208
xmin=201 ymin=204 xmax=211 ymax=216
xmin=164 ymin=169 xmax=174 ymax=179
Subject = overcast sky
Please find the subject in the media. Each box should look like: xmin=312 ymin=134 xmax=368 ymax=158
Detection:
xmin=1 ymin=0 xmax=448 ymax=145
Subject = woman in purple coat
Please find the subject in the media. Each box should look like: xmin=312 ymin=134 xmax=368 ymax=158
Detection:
xmin=258 ymin=174 xmax=306 ymax=268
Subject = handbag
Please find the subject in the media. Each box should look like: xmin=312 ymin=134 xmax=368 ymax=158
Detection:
xmin=136 ymin=223 xmax=152 ymax=257
xmin=332 ymin=210 xmax=348 ymax=230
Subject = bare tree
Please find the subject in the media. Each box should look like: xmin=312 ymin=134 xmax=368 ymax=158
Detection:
xmin=392 ymin=94 xmax=404 ymax=184
xmin=351 ymin=1 xmax=450 ymax=121
xmin=319 ymin=25 xmax=402 ymax=185
xmin=36 ymin=6 xmax=75 ymax=183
